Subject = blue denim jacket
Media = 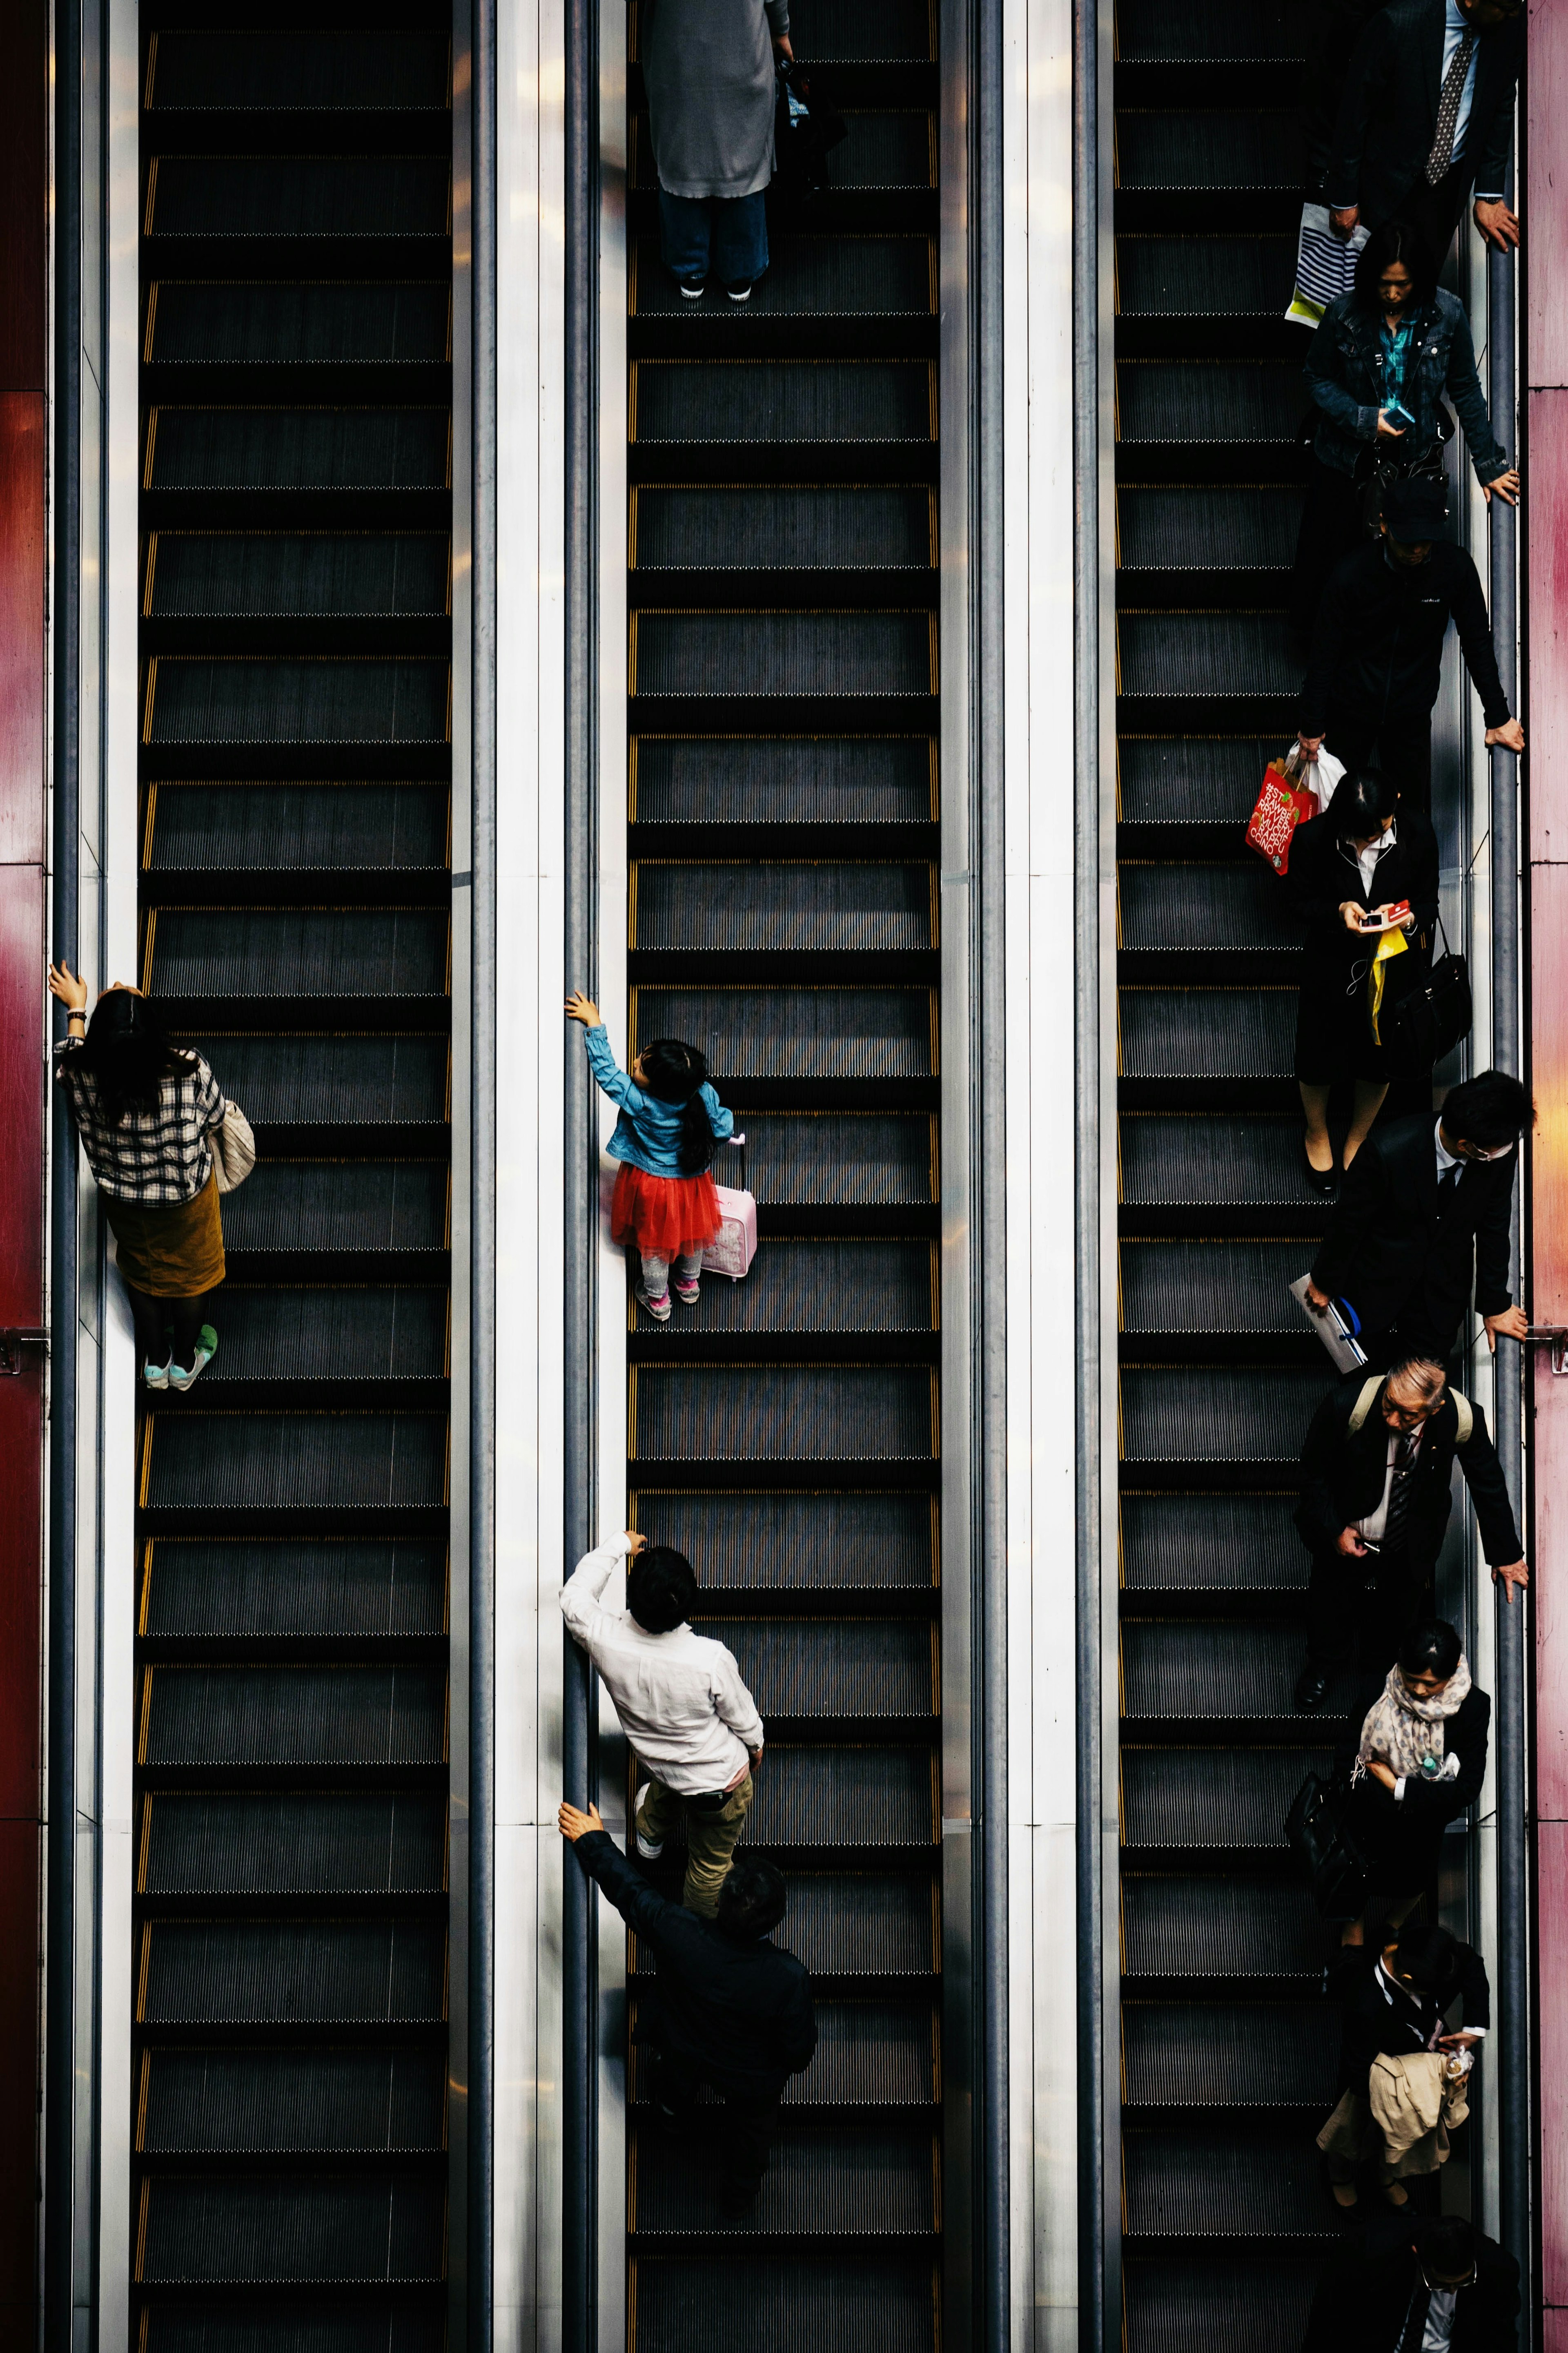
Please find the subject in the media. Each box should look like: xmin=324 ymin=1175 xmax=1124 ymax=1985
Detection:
xmin=1305 ymin=287 xmax=1508 ymax=486
xmin=584 ymin=1023 xmax=733 ymax=1177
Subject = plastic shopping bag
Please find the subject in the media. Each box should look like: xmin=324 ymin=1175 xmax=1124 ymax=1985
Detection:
xmin=1286 ymin=202 xmax=1369 ymax=328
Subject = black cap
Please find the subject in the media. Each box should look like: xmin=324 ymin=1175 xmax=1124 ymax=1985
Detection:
xmin=1381 ymin=475 xmax=1450 ymax=539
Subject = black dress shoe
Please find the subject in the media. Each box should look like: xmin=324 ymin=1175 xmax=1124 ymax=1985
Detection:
xmin=1294 ymin=1662 xmax=1332 ymax=1711
xmin=1301 ymin=1137 xmax=1339 ymax=1196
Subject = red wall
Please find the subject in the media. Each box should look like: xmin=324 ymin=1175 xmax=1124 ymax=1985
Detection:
xmin=0 ymin=0 xmax=48 ymax=2332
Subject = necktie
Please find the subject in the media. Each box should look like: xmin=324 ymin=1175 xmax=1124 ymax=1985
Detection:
xmin=1426 ymin=25 xmax=1477 ymax=185
xmin=1440 ymin=1162 xmax=1462 ymax=1196
xmin=1385 ymin=1431 xmax=1419 ymax=1549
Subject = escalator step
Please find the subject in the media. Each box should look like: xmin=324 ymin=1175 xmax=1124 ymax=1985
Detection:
xmin=142 ymin=2303 xmax=446 ymax=2353
xmin=145 ymin=657 xmax=450 ymax=745
xmin=147 ymin=158 xmax=452 ymax=240
xmin=633 ymin=2255 xmax=936 ymax=2353
xmin=632 ymin=611 xmax=934 ymax=698
xmin=1116 ymin=362 xmax=1304 ymax=448
xmin=631 ymin=2119 xmax=937 ymax=2235
xmin=1118 ymin=613 xmax=1297 ymax=699
xmin=1119 ymin=988 xmax=1296 ymax=1080
xmin=633 ymin=736 xmax=934 ymax=824
xmin=138 ymin=2176 xmax=446 ymax=2284
xmin=141 ymin=2048 xmax=446 ymax=2152
xmin=147 ymin=281 xmax=452 ymax=367
xmin=713 ymin=1113 xmax=936 ymax=1207
xmin=1119 ymin=1114 xmax=1321 ymax=1207
xmin=140 ymin=1666 xmax=448 ymax=1768
xmin=139 ymin=1920 xmax=448 ymax=2024
xmin=634 ymin=361 xmax=934 ymax=447
xmin=1118 ymin=737 xmax=1276 ymax=827
xmin=631 ymin=1365 xmax=937 ymax=1461
xmin=1118 ymin=861 xmax=1298 ymax=953
xmin=221 ymin=1165 xmax=448 ymax=1259
xmin=144 ymin=1412 xmax=449 ymax=1514
xmin=1123 ymin=2255 xmax=1321 ymax=2353
xmin=633 ymin=986 xmax=934 ymax=1079
xmin=1121 ymin=1748 xmax=1330 ymax=1852
xmin=633 ymin=487 xmax=934 ymax=571
xmin=747 ymin=1744 xmax=938 ymax=1846
xmin=1123 ymin=2126 xmax=1336 ymax=2239
xmin=1120 ymin=1239 xmax=1314 ymax=1335
xmin=140 ymin=1792 xmax=447 ymax=1896
xmin=1122 ymin=1872 xmax=1323 ymax=1981
xmin=1124 ymin=2002 xmax=1338 ymax=2106
xmin=1120 ymin=1622 xmax=1329 ymax=1722
xmin=827 ymin=112 xmax=935 ymax=188
xmin=146 ymin=29 xmax=453 ymax=111
xmin=786 ymin=0 xmax=933 ymax=61
xmin=147 ymin=533 xmax=450 ymax=618
xmin=189 ymin=1036 xmax=450 ymax=1131
xmin=146 ymin=407 xmax=451 ymax=493
xmin=1118 ymin=489 xmax=1301 ymax=573
xmin=1117 ymin=114 xmax=1303 ymax=192
xmin=637 ymin=1998 xmax=935 ymax=2105
xmin=633 ymin=236 xmax=934 ymax=317
xmin=633 ymin=1490 xmax=935 ymax=1588
xmin=638 ymin=1238 xmax=935 ymax=1335
xmin=1115 ymin=0 xmax=1309 ymax=63
xmin=1116 ymin=237 xmax=1296 ymax=321
xmin=633 ymin=1869 xmax=935 ymax=1975
xmin=695 ymin=1618 xmax=935 ymax=1716
xmin=143 ymin=1538 xmax=448 ymax=1637
xmin=199 ymin=1287 xmax=449 ymax=1385
xmin=149 ymin=909 xmax=450 ymax=1001
xmin=1119 ymin=1365 xmax=1327 ymax=1463
xmin=1120 ymin=1494 xmax=1307 ymax=1592
xmin=633 ymin=861 xmax=933 ymax=952
xmin=148 ymin=784 xmax=449 ymax=875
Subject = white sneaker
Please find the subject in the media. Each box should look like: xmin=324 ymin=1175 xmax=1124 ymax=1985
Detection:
xmin=633 ymin=1786 xmax=664 ymax=1860
xmin=144 ymin=1359 xmax=171 ymax=1392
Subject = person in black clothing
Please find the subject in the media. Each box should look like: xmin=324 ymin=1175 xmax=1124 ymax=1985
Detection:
xmin=1326 ymin=0 xmax=1524 ymax=259
xmin=1306 ymin=2213 xmax=1520 ymax=2348
xmin=1292 ymin=1355 xmax=1527 ymax=1711
xmin=559 ymin=1797 xmax=817 ymax=2216
xmin=1304 ymin=1069 xmax=1531 ymax=1362
xmin=1285 ymin=769 xmax=1439 ymax=1190
xmin=1301 ymin=0 xmax=1388 ymax=200
xmin=1339 ymin=1619 xmax=1490 ymax=1949
xmin=1324 ymin=1920 xmax=1489 ymax=2209
xmin=1297 ymin=475 xmax=1525 ymax=814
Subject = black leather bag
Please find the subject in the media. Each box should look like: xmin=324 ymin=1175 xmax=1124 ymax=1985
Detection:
xmin=1383 ymin=910 xmax=1472 ymax=1073
xmin=1286 ymin=1766 xmax=1371 ymax=1922
xmin=773 ymin=58 xmax=847 ymax=210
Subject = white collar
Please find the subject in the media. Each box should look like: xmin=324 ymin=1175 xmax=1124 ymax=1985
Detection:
xmin=1435 ymin=1117 xmax=1461 ymax=1175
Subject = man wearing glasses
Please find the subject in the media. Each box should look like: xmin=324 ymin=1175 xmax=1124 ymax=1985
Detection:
xmin=1305 ymin=2212 xmax=1520 ymax=2348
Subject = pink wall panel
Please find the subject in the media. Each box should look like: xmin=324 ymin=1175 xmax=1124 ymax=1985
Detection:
xmin=1527 ymin=0 xmax=1568 ymax=393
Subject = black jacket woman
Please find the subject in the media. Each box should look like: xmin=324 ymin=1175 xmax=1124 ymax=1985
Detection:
xmin=1284 ymin=767 xmax=1439 ymax=1187
xmin=1341 ymin=1619 xmax=1490 ymax=1948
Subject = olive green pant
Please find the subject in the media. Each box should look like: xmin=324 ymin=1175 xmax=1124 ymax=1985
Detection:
xmin=635 ymin=1770 xmax=755 ymax=1917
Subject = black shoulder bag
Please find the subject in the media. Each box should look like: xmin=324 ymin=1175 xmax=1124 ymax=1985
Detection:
xmin=1383 ymin=906 xmax=1471 ymax=1075
xmin=1286 ymin=1763 xmax=1371 ymax=1922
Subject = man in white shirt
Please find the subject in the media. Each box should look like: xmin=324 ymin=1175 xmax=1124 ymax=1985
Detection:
xmin=560 ymin=1529 xmax=764 ymax=1916
xmin=1304 ymin=2213 xmax=1520 ymax=2350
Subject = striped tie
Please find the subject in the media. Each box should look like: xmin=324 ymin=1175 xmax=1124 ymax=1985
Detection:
xmin=1385 ymin=1431 xmax=1420 ymax=1548
xmin=1426 ymin=26 xmax=1477 ymax=185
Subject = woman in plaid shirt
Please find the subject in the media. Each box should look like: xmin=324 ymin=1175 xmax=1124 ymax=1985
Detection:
xmin=49 ymin=961 xmax=227 ymax=1391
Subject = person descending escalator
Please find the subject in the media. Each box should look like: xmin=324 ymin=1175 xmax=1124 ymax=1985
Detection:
xmin=641 ymin=0 xmax=793 ymax=303
xmin=1316 ymin=1920 xmax=1489 ymax=2213
xmin=1306 ymin=2214 xmax=1521 ymax=2351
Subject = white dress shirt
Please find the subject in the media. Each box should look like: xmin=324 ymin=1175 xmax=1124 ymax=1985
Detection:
xmin=1421 ymin=2283 xmax=1458 ymax=2349
xmin=559 ymin=1536 xmax=765 ymax=1794
xmin=1356 ymin=821 xmax=1396 ymax=896
xmin=1356 ymin=1420 xmax=1424 ymax=1542
xmin=1444 ymin=0 xmax=1505 ymax=198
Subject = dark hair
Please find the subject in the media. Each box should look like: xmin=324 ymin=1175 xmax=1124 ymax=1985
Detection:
xmin=1354 ymin=219 xmax=1438 ymax=312
xmin=1441 ymin=1067 xmax=1532 ymax=1149
xmin=626 ymin=1544 xmax=697 ymax=1635
xmin=1398 ymin=1618 xmax=1463 ymax=1680
xmin=76 ymin=989 xmax=193 ymax=1128
xmin=1390 ymin=1920 xmax=1464 ymax=1998
xmin=1417 ymin=2215 xmax=1478 ymax=2273
xmin=716 ymin=1852 xmax=788 ymax=1940
xmin=639 ymin=1037 xmax=718 ymax=1175
xmin=1330 ymin=769 xmax=1397 ymax=843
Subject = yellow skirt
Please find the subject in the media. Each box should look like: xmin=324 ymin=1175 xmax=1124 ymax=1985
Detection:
xmin=104 ymin=1170 xmax=225 ymax=1297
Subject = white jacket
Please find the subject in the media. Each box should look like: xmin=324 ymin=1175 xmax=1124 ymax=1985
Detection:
xmin=559 ymin=1537 xmax=765 ymax=1795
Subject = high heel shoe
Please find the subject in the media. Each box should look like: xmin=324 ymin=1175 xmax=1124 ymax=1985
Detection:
xmin=1301 ymin=1136 xmax=1339 ymax=1197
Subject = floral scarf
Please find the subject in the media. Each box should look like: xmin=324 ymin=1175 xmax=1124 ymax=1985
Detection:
xmin=1359 ymin=1654 xmax=1472 ymax=1780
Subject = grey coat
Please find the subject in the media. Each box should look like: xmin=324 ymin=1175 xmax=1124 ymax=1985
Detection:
xmin=643 ymin=0 xmax=791 ymax=199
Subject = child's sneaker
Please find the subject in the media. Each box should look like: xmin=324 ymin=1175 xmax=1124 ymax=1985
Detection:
xmin=168 ymin=1325 xmax=218 ymax=1392
xmin=144 ymin=1359 xmax=172 ymax=1392
xmin=633 ymin=1786 xmax=664 ymax=1860
xmin=673 ymin=1276 xmax=700 ymax=1305
xmin=635 ymin=1285 xmax=671 ymax=1322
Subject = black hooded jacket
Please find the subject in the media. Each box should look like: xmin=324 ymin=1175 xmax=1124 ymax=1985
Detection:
xmin=1300 ymin=540 xmax=1510 ymax=740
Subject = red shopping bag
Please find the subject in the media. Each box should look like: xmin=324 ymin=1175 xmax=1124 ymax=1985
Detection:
xmin=1246 ymin=751 xmax=1320 ymax=875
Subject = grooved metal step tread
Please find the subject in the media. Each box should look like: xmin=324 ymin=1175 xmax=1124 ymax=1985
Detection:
xmin=141 ymin=2048 xmax=446 ymax=2153
xmin=633 ymin=1490 xmax=936 ymax=1588
xmin=1118 ymin=738 xmax=1281 ymax=827
xmin=1120 ymin=1239 xmax=1315 ymax=1335
xmin=1123 ymin=2001 xmax=1338 ymax=2106
xmin=712 ymin=1113 xmax=936 ymax=1207
xmin=641 ymin=1869 xmax=938 ymax=1974
xmin=631 ymin=1365 xmax=937 ymax=1462
xmin=1121 ymin=1748 xmax=1331 ymax=1852
xmin=147 ymin=532 xmax=450 ymax=618
xmin=1119 ymin=1365 xmax=1328 ymax=1464
xmin=638 ymin=1239 xmax=935 ymax=1336
xmin=632 ymin=611 xmax=935 ymax=699
xmin=1117 ymin=113 xmax=1303 ymax=192
xmin=149 ymin=909 xmax=450 ymax=1001
xmin=144 ymin=1412 xmax=449 ymax=1515
xmin=1119 ymin=989 xmax=1296 ymax=1081
xmin=634 ymin=861 xmax=934 ymax=952
xmin=138 ymin=2176 xmax=446 ymax=2285
xmin=1122 ymin=1874 xmax=1326 ymax=1982
xmin=1116 ymin=238 xmax=1295 ymax=320
xmin=220 ymin=1163 xmax=448 ymax=1258
xmin=747 ymin=1745 xmax=938 ymax=1845
xmin=138 ymin=1921 xmax=448 ymax=2025
xmin=1123 ymin=2125 xmax=1339 ymax=2239
xmin=143 ymin=1539 xmax=448 ymax=1638
xmin=147 ymin=281 xmax=452 ymax=366
xmin=633 ymin=487 xmax=934 ymax=571
xmin=1120 ymin=1494 xmax=1308 ymax=1594
xmin=1118 ymin=613 xmax=1298 ymax=699
xmin=784 ymin=0 xmax=934 ymax=61
xmin=633 ymin=359 xmax=934 ymax=447
xmin=140 ymin=2304 xmax=446 ymax=2353
xmin=634 ymin=113 xmax=931 ymax=195
xmin=635 ymin=1996 xmax=935 ymax=2105
xmin=1120 ymin=1115 xmax=1324 ymax=1209
xmin=146 ymin=30 xmax=454 ymax=112
xmin=140 ymin=1666 xmax=448 ymax=1768
xmin=146 ymin=406 xmax=452 ymax=493
xmin=145 ymin=656 xmax=451 ymax=745
xmin=633 ymin=236 xmax=933 ymax=318
xmin=1122 ymin=2255 xmax=1322 ymax=2353
xmin=633 ymin=736 xmax=935 ymax=825
xmin=1121 ymin=1621 xmax=1336 ymax=1723
xmin=633 ymin=986 xmax=934 ymax=1080
xmin=1118 ymin=488 xmax=1302 ymax=572
xmin=631 ymin=2255 xmax=937 ymax=2353
xmin=140 ymin=1792 xmax=447 ymax=1896
xmin=631 ymin=2119 xmax=938 ymax=2235
xmin=188 ymin=1036 xmax=450 ymax=1131
xmin=198 ymin=1287 xmax=449 ymax=1385
xmin=692 ymin=1618 xmax=935 ymax=1716
xmin=147 ymin=783 xmax=449 ymax=874
xmin=1115 ymin=1 xmax=1309 ymax=64
xmin=1117 ymin=362 xmax=1306 ymax=446
xmin=1118 ymin=862 xmax=1300 ymax=954
xmin=147 ymin=158 xmax=452 ymax=240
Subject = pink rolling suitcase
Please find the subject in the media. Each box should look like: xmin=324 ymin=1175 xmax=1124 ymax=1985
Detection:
xmin=704 ymin=1132 xmax=757 ymax=1280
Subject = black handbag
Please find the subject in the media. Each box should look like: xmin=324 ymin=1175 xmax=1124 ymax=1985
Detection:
xmin=1286 ymin=1766 xmax=1371 ymax=1922
xmin=773 ymin=57 xmax=846 ymax=210
xmin=1383 ymin=908 xmax=1472 ymax=1072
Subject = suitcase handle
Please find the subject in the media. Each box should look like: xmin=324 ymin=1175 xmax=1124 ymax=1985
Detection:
xmin=726 ymin=1131 xmax=746 ymax=1191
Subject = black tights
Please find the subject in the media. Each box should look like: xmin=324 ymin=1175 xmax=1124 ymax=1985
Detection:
xmin=127 ymin=1285 xmax=211 ymax=1370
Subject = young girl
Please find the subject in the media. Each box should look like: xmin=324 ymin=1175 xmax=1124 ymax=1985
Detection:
xmin=565 ymin=992 xmax=733 ymax=1320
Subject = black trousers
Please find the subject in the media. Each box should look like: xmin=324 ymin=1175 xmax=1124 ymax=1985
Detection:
xmin=1323 ymin=711 xmax=1433 ymax=815
xmin=1387 ymin=162 xmax=1473 ymax=271
xmin=650 ymin=2047 xmax=782 ymax=2193
xmin=1305 ymin=1539 xmax=1433 ymax=1673
xmin=1292 ymin=454 xmax=1366 ymax=639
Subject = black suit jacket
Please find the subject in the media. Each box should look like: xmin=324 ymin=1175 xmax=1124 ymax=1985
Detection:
xmin=1329 ymin=0 xmax=1524 ymax=228
xmin=1311 ymin=1111 xmax=1517 ymax=1349
xmin=1306 ymin=2229 xmax=1519 ymax=2352
xmin=1335 ymin=1937 xmax=1490 ymax=2091
xmin=1295 ymin=1371 xmax=1522 ymax=1566
xmin=1284 ymin=807 xmax=1439 ymax=1004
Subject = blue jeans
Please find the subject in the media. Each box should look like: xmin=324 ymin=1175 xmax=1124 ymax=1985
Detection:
xmin=658 ymin=188 xmax=769 ymax=291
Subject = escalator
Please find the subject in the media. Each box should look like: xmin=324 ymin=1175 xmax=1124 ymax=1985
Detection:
xmin=1112 ymin=2 xmax=1348 ymax=2343
xmin=133 ymin=11 xmax=453 ymax=2343
xmin=622 ymin=0 xmax=945 ymax=2341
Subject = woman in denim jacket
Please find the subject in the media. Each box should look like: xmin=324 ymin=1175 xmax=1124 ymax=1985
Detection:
xmin=1290 ymin=221 xmax=1519 ymax=635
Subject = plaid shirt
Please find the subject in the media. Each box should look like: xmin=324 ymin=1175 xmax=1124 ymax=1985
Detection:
xmin=56 ymin=1040 xmax=223 ymax=1204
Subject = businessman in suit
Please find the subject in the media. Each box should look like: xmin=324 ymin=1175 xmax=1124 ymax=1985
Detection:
xmin=1326 ymin=0 xmax=1524 ymax=261
xmin=1304 ymin=1068 xmax=1530 ymax=1365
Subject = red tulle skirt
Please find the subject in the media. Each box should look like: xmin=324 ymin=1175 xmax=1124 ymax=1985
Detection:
xmin=610 ymin=1161 xmax=723 ymax=1257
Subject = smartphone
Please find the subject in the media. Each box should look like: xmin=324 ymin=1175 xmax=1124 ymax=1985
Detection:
xmin=1385 ymin=399 xmax=1414 ymax=427
xmin=1359 ymin=900 xmax=1411 ymax=932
